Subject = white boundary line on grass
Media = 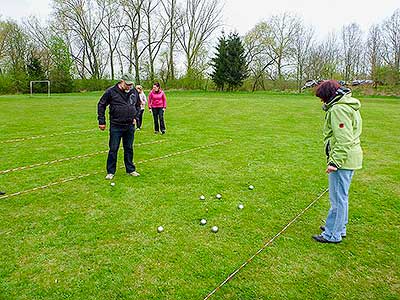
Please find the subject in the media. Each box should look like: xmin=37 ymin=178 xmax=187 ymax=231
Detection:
xmin=203 ymin=187 xmax=329 ymax=300
xmin=0 ymin=139 xmax=232 ymax=200
xmin=0 ymin=128 xmax=97 ymax=144
xmin=0 ymin=140 xmax=165 ymax=175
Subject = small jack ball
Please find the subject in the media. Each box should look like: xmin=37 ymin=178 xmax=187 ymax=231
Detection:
xmin=111 ymin=182 xmax=115 ymax=186
xmin=238 ymin=204 xmax=244 ymax=209
xmin=200 ymin=219 xmax=207 ymax=225
xmin=157 ymin=226 xmax=164 ymax=233
xmin=249 ymin=185 xmax=254 ymax=190
xmin=199 ymin=195 xmax=205 ymax=200
xmin=216 ymin=194 xmax=222 ymax=199
xmin=211 ymin=226 xmax=219 ymax=233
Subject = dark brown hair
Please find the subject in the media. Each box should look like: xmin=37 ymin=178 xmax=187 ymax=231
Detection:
xmin=315 ymin=80 xmax=340 ymax=103
xmin=153 ymin=82 xmax=161 ymax=88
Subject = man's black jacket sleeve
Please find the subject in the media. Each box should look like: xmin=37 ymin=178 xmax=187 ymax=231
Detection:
xmin=98 ymin=89 xmax=111 ymax=125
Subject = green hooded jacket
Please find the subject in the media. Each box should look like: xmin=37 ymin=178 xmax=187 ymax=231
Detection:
xmin=323 ymin=88 xmax=363 ymax=170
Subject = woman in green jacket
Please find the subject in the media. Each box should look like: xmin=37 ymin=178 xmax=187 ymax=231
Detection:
xmin=313 ymin=80 xmax=363 ymax=243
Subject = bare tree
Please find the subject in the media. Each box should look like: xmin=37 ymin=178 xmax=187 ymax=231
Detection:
xmin=267 ymin=12 xmax=301 ymax=80
xmin=23 ymin=17 xmax=54 ymax=75
xmin=292 ymin=21 xmax=315 ymax=92
xmin=142 ymin=0 xmax=168 ymax=82
xmin=304 ymin=44 xmax=325 ymax=80
xmin=382 ymin=9 xmax=400 ymax=77
xmin=244 ymin=22 xmax=276 ymax=91
xmin=97 ymin=0 xmax=125 ymax=79
xmin=121 ymin=0 xmax=145 ymax=83
xmin=24 ymin=17 xmax=52 ymax=52
xmin=366 ymin=24 xmax=382 ymax=84
xmin=322 ymin=32 xmax=340 ymax=79
xmin=341 ymin=23 xmax=363 ymax=81
xmin=52 ymin=0 xmax=105 ymax=79
xmin=161 ymin=0 xmax=179 ymax=81
xmin=176 ymin=0 xmax=222 ymax=75
xmin=304 ymin=32 xmax=339 ymax=81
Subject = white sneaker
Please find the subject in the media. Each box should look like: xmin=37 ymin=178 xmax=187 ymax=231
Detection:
xmin=128 ymin=171 xmax=140 ymax=177
xmin=105 ymin=174 xmax=114 ymax=180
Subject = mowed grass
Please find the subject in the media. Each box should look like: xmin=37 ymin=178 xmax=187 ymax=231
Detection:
xmin=0 ymin=90 xmax=399 ymax=300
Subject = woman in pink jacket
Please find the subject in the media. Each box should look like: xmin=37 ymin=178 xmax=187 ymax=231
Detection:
xmin=148 ymin=82 xmax=167 ymax=134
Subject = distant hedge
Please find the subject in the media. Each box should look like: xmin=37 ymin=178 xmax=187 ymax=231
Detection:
xmin=0 ymin=75 xmax=399 ymax=96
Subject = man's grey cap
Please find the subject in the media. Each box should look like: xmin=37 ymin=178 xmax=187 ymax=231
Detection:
xmin=121 ymin=73 xmax=135 ymax=85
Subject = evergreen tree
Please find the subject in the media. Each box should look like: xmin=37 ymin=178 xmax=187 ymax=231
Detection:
xmin=211 ymin=33 xmax=228 ymax=91
xmin=211 ymin=32 xmax=248 ymax=91
xmin=27 ymin=54 xmax=45 ymax=80
xmin=27 ymin=53 xmax=47 ymax=93
xmin=225 ymin=32 xmax=248 ymax=90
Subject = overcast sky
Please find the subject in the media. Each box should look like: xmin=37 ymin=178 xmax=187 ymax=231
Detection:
xmin=1 ymin=0 xmax=399 ymax=39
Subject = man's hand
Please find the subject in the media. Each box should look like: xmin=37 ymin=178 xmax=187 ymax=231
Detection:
xmin=99 ymin=124 xmax=106 ymax=131
xmin=326 ymin=165 xmax=338 ymax=174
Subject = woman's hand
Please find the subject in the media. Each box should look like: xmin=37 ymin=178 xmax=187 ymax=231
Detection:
xmin=326 ymin=165 xmax=338 ymax=173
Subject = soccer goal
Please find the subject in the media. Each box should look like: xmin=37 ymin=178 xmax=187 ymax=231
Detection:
xmin=30 ymin=80 xmax=51 ymax=97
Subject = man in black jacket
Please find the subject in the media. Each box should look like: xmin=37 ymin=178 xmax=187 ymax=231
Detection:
xmin=98 ymin=74 xmax=141 ymax=180
xmin=0 ymin=191 xmax=5 ymax=196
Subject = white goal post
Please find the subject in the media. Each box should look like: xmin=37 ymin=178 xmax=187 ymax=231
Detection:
xmin=30 ymin=80 xmax=51 ymax=97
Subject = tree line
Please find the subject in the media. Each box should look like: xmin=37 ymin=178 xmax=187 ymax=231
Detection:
xmin=241 ymin=10 xmax=400 ymax=92
xmin=0 ymin=1 xmax=399 ymax=94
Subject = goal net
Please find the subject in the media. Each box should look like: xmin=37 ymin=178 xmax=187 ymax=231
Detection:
xmin=30 ymin=80 xmax=51 ymax=97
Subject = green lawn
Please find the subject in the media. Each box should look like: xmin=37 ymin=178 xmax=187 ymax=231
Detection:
xmin=0 ymin=91 xmax=399 ymax=300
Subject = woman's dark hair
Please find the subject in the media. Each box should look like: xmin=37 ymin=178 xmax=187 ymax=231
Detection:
xmin=315 ymin=80 xmax=340 ymax=103
xmin=153 ymin=82 xmax=161 ymax=88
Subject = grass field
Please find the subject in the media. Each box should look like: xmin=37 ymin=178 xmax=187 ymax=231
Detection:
xmin=0 ymin=90 xmax=399 ymax=300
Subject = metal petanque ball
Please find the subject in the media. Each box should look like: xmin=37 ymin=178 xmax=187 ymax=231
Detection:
xmin=211 ymin=226 xmax=219 ymax=233
xmin=199 ymin=195 xmax=205 ymax=200
xmin=200 ymin=219 xmax=207 ymax=225
xmin=216 ymin=194 xmax=222 ymax=199
xmin=238 ymin=204 xmax=244 ymax=210
xmin=249 ymin=185 xmax=254 ymax=190
xmin=157 ymin=226 xmax=164 ymax=233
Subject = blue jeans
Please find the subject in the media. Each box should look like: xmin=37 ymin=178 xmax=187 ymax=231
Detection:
xmin=106 ymin=124 xmax=136 ymax=174
xmin=322 ymin=169 xmax=354 ymax=242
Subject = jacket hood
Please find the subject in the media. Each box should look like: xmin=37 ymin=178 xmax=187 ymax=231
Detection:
xmin=323 ymin=87 xmax=360 ymax=111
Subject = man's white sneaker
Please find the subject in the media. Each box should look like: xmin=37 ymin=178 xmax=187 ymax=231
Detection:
xmin=128 ymin=171 xmax=140 ymax=177
xmin=105 ymin=174 xmax=114 ymax=180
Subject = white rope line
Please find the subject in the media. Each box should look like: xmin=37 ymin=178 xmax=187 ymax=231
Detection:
xmin=0 ymin=139 xmax=232 ymax=200
xmin=203 ymin=187 xmax=329 ymax=300
xmin=0 ymin=128 xmax=97 ymax=144
xmin=0 ymin=140 xmax=165 ymax=175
